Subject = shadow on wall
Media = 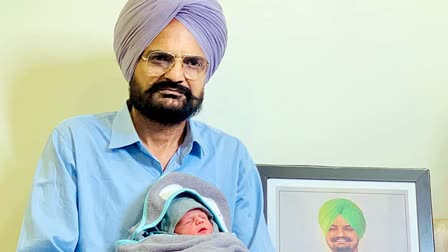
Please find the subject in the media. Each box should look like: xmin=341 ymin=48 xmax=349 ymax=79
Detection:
xmin=431 ymin=122 xmax=448 ymax=220
xmin=0 ymin=51 xmax=127 ymax=251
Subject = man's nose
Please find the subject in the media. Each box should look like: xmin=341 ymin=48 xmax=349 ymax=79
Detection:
xmin=163 ymin=60 xmax=186 ymax=83
xmin=336 ymin=229 xmax=345 ymax=237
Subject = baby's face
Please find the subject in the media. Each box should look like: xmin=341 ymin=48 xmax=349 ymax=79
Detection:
xmin=174 ymin=208 xmax=214 ymax=235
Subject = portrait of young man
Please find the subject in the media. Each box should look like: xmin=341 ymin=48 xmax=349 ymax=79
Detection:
xmin=16 ymin=0 xmax=274 ymax=251
xmin=318 ymin=198 xmax=367 ymax=252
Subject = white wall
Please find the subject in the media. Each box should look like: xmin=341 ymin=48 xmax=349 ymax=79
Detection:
xmin=1 ymin=0 xmax=447 ymax=250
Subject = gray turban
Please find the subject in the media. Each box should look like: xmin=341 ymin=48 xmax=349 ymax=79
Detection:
xmin=113 ymin=0 xmax=228 ymax=83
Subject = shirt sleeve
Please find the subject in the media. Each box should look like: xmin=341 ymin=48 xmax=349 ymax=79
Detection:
xmin=17 ymin=128 xmax=79 ymax=252
xmin=232 ymin=145 xmax=275 ymax=252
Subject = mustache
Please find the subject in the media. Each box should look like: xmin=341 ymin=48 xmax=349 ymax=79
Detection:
xmin=146 ymin=81 xmax=192 ymax=99
xmin=330 ymin=236 xmax=353 ymax=242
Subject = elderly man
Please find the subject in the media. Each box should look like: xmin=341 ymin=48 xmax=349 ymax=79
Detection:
xmin=17 ymin=0 xmax=274 ymax=251
xmin=318 ymin=198 xmax=367 ymax=252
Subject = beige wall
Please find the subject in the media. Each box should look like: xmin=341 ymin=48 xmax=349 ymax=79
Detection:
xmin=1 ymin=0 xmax=447 ymax=250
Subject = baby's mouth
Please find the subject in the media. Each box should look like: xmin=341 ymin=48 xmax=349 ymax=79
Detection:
xmin=198 ymin=227 xmax=208 ymax=234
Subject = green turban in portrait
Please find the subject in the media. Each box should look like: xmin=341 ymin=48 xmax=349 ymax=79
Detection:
xmin=318 ymin=198 xmax=366 ymax=238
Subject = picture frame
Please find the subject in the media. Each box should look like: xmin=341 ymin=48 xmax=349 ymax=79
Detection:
xmin=257 ymin=164 xmax=435 ymax=252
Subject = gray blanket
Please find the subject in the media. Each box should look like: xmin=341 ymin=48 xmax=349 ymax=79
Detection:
xmin=115 ymin=172 xmax=248 ymax=252
xmin=116 ymin=233 xmax=248 ymax=252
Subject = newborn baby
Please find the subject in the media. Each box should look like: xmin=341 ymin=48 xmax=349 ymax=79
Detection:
xmin=159 ymin=196 xmax=216 ymax=235
xmin=115 ymin=172 xmax=249 ymax=252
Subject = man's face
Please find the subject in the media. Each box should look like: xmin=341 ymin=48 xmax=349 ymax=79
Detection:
xmin=174 ymin=208 xmax=214 ymax=235
xmin=129 ymin=19 xmax=206 ymax=125
xmin=325 ymin=215 xmax=360 ymax=252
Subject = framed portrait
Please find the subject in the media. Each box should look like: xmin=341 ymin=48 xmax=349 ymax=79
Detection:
xmin=257 ymin=164 xmax=435 ymax=252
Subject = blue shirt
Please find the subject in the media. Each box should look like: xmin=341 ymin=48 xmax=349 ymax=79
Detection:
xmin=17 ymin=104 xmax=274 ymax=252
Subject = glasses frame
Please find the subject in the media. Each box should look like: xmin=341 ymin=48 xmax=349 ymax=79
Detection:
xmin=141 ymin=50 xmax=209 ymax=80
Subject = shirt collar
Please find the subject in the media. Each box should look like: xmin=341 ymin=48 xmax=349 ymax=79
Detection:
xmin=184 ymin=120 xmax=206 ymax=158
xmin=109 ymin=103 xmax=206 ymax=158
xmin=109 ymin=103 xmax=140 ymax=149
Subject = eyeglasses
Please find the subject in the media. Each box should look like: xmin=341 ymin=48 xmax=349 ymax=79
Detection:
xmin=141 ymin=50 xmax=209 ymax=80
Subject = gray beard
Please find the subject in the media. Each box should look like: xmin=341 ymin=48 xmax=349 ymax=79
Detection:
xmin=128 ymin=79 xmax=203 ymax=125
